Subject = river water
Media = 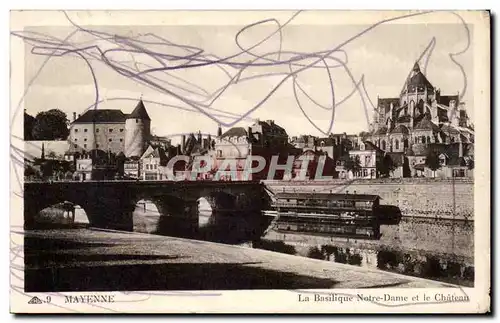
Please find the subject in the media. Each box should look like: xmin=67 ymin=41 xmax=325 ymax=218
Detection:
xmin=37 ymin=202 xmax=475 ymax=287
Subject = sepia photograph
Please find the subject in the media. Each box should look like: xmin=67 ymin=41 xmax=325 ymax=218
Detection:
xmin=9 ymin=10 xmax=490 ymax=314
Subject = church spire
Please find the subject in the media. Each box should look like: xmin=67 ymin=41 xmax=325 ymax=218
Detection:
xmin=412 ymin=61 xmax=421 ymax=73
xmin=41 ymin=143 xmax=45 ymax=160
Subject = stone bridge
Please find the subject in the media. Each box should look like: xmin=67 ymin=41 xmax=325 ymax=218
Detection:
xmin=24 ymin=180 xmax=272 ymax=241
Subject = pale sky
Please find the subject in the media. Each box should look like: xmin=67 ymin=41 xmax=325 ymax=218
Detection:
xmin=21 ymin=12 xmax=474 ymax=144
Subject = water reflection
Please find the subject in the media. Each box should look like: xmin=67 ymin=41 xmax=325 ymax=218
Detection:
xmin=254 ymin=241 xmax=474 ymax=287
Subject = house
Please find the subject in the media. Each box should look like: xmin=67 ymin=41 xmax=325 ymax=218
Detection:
xmin=124 ymin=157 xmax=141 ymax=179
xmin=291 ymin=150 xmax=336 ymax=180
xmin=140 ymin=145 xmax=169 ymax=180
xmin=348 ymin=141 xmax=384 ymax=179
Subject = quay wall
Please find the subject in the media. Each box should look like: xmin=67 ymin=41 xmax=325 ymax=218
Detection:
xmin=263 ymin=178 xmax=474 ymax=220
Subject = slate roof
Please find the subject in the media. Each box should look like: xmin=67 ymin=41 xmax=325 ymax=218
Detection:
xmin=396 ymin=115 xmax=412 ymax=123
xmin=373 ymin=126 xmax=388 ymax=135
xmin=391 ymin=124 xmax=410 ymax=135
xmin=378 ymin=97 xmax=400 ymax=113
xmin=275 ymin=192 xmax=380 ymax=202
xmin=414 ymin=116 xmax=440 ymax=132
xmin=440 ymin=124 xmax=461 ymax=135
xmin=221 ymin=127 xmax=247 ymax=138
xmin=73 ymin=109 xmax=127 ymax=124
xmin=128 ymin=100 xmax=151 ymax=120
xmin=402 ymin=63 xmax=434 ymax=93
xmin=315 ymin=137 xmax=336 ymax=146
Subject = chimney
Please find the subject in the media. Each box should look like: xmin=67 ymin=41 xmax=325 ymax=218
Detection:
xmin=207 ymin=134 xmax=212 ymax=147
xmin=459 ymin=137 xmax=463 ymax=158
xmin=176 ymin=144 xmax=181 ymax=155
xmin=197 ymin=131 xmax=202 ymax=144
xmin=247 ymin=127 xmax=252 ymax=141
xmin=73 ymin=112 xmax=77 ymax=121
xmin=181 ymin=135 xmax=186 ymax=153
xmin=78 ymin=114 xmax=81 ymax=118
xmin=217 ymin=124 xmax=222 ymax=137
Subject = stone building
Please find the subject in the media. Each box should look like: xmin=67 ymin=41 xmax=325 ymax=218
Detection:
xmin=124 ymin=100 xmax=151 ymax=158
xmin=140 ymin=145 xmax=168 ymax=180
xmin=67 ymin=100 xmax=152 ymax=158
xmin=348 ymin=141 xmax=384 ymax=179
xmin=68 ymin=110 xmax=127 ymax=154
xmin=212 ymin=120 xmax=294 ymax=180
xmin=369 ymin=62 xmax=474 ymax=154
xmin=365 ymin=62 xmax=475 ymax=178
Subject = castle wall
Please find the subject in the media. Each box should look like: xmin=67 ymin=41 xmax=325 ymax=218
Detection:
xmin=69 ymin=123 xmax=126 ymax=154
xmin=124 ymin=119 xmax=151 ymax=157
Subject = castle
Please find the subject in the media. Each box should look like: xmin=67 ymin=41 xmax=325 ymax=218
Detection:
xmin=67 ymin=100 xmax=153 ymax=158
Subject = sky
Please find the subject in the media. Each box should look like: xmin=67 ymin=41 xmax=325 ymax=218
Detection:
xmin=19 ymin=11 xmax=474 ymax=144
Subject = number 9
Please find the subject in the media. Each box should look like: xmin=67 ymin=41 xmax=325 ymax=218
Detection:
xmin=46 ymin=296 xmax=51 ymax=303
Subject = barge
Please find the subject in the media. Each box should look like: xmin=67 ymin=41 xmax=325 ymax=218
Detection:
xmin=270 ymin=192 xmax=382 ymax=239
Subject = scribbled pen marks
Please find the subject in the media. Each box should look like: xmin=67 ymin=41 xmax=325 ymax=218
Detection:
xmin=10 ymin=10 xmax=471 ymax=312
xmin=12 ymin=11 xmax=470 ymax=134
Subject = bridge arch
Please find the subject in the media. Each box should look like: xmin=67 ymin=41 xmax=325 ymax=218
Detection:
xmin=35 ymin=202 xmax=90 ymax=228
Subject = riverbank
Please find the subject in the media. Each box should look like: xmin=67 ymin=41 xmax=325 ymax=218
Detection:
xmin=19 ymin=228 xmax=456 ymax=292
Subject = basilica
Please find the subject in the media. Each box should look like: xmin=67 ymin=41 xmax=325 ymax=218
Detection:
xmin=368 ymin=62 xmax=474 ymax=153
xmin=359 ymin=62 xmax=475 ymax=178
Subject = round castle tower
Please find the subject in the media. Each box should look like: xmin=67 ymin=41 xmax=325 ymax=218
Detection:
xmin=124 ymin=100 xmax=151 ymax=158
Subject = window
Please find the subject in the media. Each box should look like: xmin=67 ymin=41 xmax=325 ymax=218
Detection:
xmin=74 ymin=138 xmax=78 ymax=142
xmin=120 ymin=129 xmax=124 ymax=132
xmin=84 ymin=144 xmax=87 ymax=148
xmin=74 ymin=144 xmax=77 ymax=148
xmin=154 ymin=164 xmax=157 ymax=169
xmin=96 ymin=128 xmax=99 ymax=133
xmin=109 ymin=129 xmax=113 ymax=133
xmin=395 ymin=139 xmax=399 ymax=150
xmin=363 ymin=169 xmax=368 ymax=177
xmin=84 ymin=138 xmax=87 ymax=141
xmin=96 ymin=144 xmax=99 ymax=148
xmin=75 ymin=129 xmax=78 ymax=133
xmin=381 ymin=140 xmax=386 ymax=151
xmin=109 ymin=139 xmax=112 ymax=142
xmin=136 ymin=119 xmax=139 ymax=123
xmin=120 ymin=139 xmax=123 ymax=142
xmin=454 ymin=169 xmax=466 ymax=177
xmin=84 ymin=129 xmax=88 ymax=132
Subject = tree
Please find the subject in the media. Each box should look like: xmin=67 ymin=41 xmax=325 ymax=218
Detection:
xmin=467 ymin=157 xmax=474 ymax=170
xmin=359 ymin=131 xmax=371 ymax=140
xmin=32 ymin=109 xmax=69 ymax=140
xmin=425 ymin=150 xmax=441 ymax=178
xmin=377 ymin=154 xmax=396 ymax=178
xmin=24 ymin=111 xmax=36 ymax=140
xmin=343 ymin=155 xmax=361 ymax=175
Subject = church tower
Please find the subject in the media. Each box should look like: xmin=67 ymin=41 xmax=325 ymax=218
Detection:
xmin=124 ymin=99 xmax=151 ymax=158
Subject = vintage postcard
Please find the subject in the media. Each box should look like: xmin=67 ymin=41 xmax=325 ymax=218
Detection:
xmin=10 ymin=10 xmax=490 ymax=314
